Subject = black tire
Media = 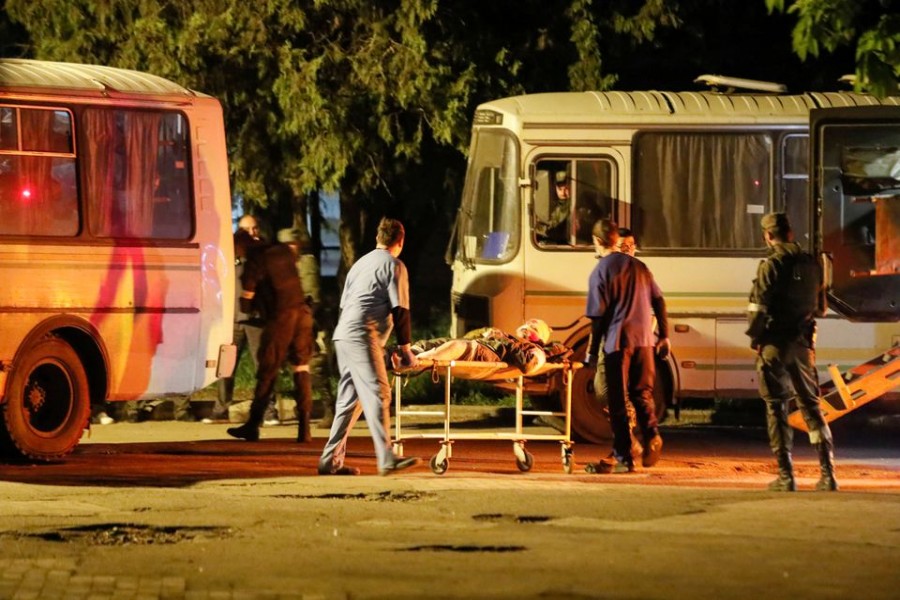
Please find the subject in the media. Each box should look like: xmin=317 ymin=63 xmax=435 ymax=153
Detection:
xmin=430 ymin=455 xmax=449 ymax=475
xmin=569 ymin=365 xmax=613 ymax=443
xmin=653 ymin=356 xmax=673 ymax=425
xmin=569 ymin=358 xmax=673 ymax=444
xmin=0 ymin=337 xmax=90 ymax=461
xmin=515 ymin=449 xmax=534 ymax=472
xmin=562 ymin=448 xmax=574 ymax=474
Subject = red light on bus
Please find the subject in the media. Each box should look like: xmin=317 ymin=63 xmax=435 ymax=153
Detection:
xmin=20 ymin=187 xmax=32 ymax=201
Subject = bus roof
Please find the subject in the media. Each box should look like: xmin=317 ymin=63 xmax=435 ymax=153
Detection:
xmin=479 ymin=90 xmax=900 ymax=125
xmin=0 ymin=58 xmax=201 ymax=99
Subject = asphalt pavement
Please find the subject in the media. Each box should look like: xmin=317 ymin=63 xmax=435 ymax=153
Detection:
xmin=1 ymin=406 xmax=899 ymax=600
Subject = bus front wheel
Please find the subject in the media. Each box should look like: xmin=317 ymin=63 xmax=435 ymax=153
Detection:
xmin=568 ymin=359 xmax=673 ymax=444
xmin=569 ymin=366 xmax=612 ymax=443
xmin=0 ymin=336 xmax=90 ymax=461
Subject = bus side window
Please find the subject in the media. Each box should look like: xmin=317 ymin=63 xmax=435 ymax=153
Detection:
xmin=0 ymin=107 xmax=78 ymax=237
xmin=0 ymin=106 xmax=16 ymax=150
xmin=151 ymin=113 xmax=191 ymax=238
xmin=781 ymin=134 xmax=809 ymax=244
xmin=84 ymin=108 xmax=192 ymax=240
xmin=533 ymin=158 xmax=617 ymax=248
xmin=634 ymin=132 xmax=770 ymax=251
xmin=574 ymin=159 xmax=615 ymax=245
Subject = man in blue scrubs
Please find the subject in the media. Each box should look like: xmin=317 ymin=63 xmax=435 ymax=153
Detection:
xmin=318 ymin=218 xmax=421 ymax=475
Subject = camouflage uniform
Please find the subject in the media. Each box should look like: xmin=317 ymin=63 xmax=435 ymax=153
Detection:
xmin=747 ymin=227 xmax=836 ymax=491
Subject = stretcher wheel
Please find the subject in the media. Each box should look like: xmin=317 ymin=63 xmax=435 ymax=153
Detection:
xmin=515 ymin=450 xmax=534 ymax=472
xmin=562 ymin=452 xmax=573 ymax=474
xmin=430 ymin=455 xmax=449 ymax=475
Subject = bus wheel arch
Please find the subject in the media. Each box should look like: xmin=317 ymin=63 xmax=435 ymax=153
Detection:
xmin=0 ymin=335 xmax=90 ymax=460
xmin=562 ymin=327 xmax=678 ymax=444
xmin=0 ymin=318 xmax=108 ymax=461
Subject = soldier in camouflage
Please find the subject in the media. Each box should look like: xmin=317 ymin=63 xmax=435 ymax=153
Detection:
xmin=747 ymin=212 xmax=837 ymax=492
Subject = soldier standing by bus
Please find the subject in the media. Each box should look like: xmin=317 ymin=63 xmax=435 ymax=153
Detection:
xmin=747 ymin=212 xmax=837 ymax=492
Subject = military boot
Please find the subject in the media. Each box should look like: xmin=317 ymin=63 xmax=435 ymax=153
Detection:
xmin=768 ymin=452 xmax=796 ymax=492
xmin=815 ymin=440 xmax=838 ymax=491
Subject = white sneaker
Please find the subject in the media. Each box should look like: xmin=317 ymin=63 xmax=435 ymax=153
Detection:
xmin=263 ymin=418 xmax=281 ymax=427
xmin=97 ymin=412 xmax=114 ymax=426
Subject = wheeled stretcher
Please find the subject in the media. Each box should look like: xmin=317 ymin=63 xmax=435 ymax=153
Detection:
xmin=391 ymin=359 xmax=579 ymax=474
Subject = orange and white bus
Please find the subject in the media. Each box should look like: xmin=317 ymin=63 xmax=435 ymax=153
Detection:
xmin=448 ymin=77 xmax=900 ymax=441
xmin=0 ymin=59 xmax=235 ymax=460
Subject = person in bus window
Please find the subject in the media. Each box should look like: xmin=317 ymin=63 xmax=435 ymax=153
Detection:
xmin=747 ymin=212 xmax=837 ymax=492
xmin=584 ymin=219 xmax=670 ymax=474
xmin=535 ymin=170 xmax=571 ymax=244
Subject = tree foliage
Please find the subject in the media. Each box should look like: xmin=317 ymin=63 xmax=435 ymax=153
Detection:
xmin=766 ymin=0 xmax=899 ymax=97
xmin=4 ymin=1 xmax=891 ymax=315
xmin=4 ymin=0 xmax=685 ymax=284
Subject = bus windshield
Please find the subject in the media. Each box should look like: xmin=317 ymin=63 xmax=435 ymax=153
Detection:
xmin=457 ymin=129 xmax=519 ymax=265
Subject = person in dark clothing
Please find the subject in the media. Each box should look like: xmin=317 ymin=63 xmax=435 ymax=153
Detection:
xmin=203 ymin=217 xmax=273 ymax=424
xmin=584 ymin=219 xmax=670 ymax=474
xmin=593 ymin=226 xmax=644 ymax=463
xmin=536 ymin=170 xmax=572 ymax=244
xmin=227 ymin=229 xmax=315 ymax=443
xmin=747 ymin=212 xmax=837 ymax=492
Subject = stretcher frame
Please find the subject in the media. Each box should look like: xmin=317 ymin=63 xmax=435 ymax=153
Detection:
xmin=391 ymin=359 xmax=578 ymax=474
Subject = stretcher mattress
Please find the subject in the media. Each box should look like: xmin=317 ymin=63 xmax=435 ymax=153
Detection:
xmin=394 ymin=358 xmax=567 ymax=381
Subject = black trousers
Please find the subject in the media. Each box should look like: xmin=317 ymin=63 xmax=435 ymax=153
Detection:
xmin=604 ymin=346 xmax=657 ymax=463
xmin=757 ymin=340 xmax=830 ymax=453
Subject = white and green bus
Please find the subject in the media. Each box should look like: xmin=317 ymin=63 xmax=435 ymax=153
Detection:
xmin=449 ymin=77 xmax=900 ymax=442
xmin=0 ymin=59 xmax=236 ymax=460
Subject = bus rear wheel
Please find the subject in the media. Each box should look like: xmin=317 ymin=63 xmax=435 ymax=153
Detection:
xmin=568 ymin=359 xmax=672 ymax=444
xmin=0 ymin=336 xmax=90 ymax=461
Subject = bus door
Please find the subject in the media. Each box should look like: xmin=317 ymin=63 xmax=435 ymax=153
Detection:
xmin=524 ymin=152 xmax=622 ymax=341
xmin=810 ymin=106 xmax=900 ymax=322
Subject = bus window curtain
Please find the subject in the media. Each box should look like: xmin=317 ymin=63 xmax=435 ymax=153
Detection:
xmin=637 ymin=133 xmax=770 ymax=250
xmin=83 ymin=109 xmax=119 ymax=236
xmin=17 ymin=110 xmax=56 ymax=235
xmin=84 ymin=109 xmax=161 ymax=238
xmin=123 ymin=111 xmax=161 ymax=238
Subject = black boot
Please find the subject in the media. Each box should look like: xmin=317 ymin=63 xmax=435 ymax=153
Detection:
xmin=227 ymin=422 xmax=260 ymax=442
xmin=765 ymin=401 xmax=795 ymax=491
xmin=227 ymin=388 xmax=269 ymax=442
xmin=815 ymin=441 xmax=838 ymax=491
xmin=294 ymin=370 xmax=313 ymax=443
xmin=768 ymin=452 xmax=796 ymax=492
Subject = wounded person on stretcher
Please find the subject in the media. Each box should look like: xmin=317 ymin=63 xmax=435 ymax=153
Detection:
xmin=393 ymin=319 xmax=572 ymax=375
